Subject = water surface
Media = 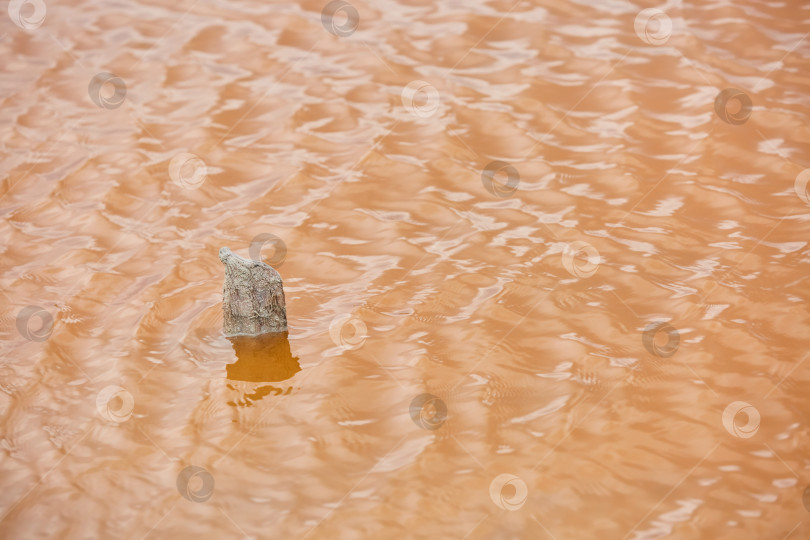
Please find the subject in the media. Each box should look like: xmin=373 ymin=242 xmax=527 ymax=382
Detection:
xmin=2 ymin=0 xmax=810 ymax=538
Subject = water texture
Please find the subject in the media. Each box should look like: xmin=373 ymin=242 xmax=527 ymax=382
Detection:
xmin=1 ymin=0 xmax=810 ymax=538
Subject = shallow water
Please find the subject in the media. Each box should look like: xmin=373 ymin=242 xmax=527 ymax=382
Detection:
xmin=2 ymin=0 xmax=810 ymax=538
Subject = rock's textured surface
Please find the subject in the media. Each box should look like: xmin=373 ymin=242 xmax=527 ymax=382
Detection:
xmin=219 ymin=246 xmax=287 ymax=335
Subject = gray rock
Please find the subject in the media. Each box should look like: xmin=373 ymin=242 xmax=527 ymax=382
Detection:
xmin=219 ymin=247 xmax=287 ymax=335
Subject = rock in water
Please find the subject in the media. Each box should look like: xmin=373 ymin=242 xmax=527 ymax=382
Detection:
xmin=219 ymin=247 xmax=287 ymax=335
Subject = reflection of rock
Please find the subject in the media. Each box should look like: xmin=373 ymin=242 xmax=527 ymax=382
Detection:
xmin=226 ymin=381 xmax=292 ymax=408
xmin=226 ymin=332 xmax=300 ymax=382
xmin=225 ymin=331 xmax=300 ymax=408
xmin=219 ymin=246 xmax=287 ymax=336
xmin=188 ymin=332 xmax=301 ymax=429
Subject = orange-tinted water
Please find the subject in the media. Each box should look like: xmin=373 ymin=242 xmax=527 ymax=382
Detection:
xmin=2 ymin=0 xmax=810 ymax=538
